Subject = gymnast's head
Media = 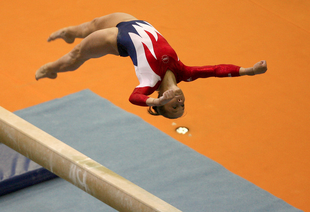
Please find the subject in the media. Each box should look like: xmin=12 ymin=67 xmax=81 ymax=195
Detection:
xmin=148 ymin=90 xmax=185 ymax=119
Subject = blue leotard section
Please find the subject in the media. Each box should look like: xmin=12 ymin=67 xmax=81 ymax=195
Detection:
xmin=116 ymin=20 xmax=151 ymax=66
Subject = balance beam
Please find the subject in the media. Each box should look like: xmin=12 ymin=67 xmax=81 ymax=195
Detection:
xmin=0 ymin=106 xmax=181 ymax=212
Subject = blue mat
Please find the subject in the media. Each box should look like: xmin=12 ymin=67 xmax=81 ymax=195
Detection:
xmin=0 ymin=144 xmax=57 ymax=196
xmin=0 ymin=89 xmax=302 ymax=211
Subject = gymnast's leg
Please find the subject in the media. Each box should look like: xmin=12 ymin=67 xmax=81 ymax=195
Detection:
xmin=35 ymin=27 xmax=119 ymax=80
xmin=47 ymin=12 xmax=137 ymax=43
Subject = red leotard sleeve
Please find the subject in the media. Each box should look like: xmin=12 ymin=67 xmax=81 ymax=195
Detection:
xmin=180 ymin=64 xmax=241 ymax=82
xmin=129 ymin=87 xmax=152 ymax=106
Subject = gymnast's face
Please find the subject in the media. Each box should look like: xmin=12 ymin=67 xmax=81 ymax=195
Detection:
xmin=163 ymin=91 xmax=185 ymax=119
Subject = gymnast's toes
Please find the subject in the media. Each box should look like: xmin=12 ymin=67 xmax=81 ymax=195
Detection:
xmin=47 ymin=29 xmax=75 ymax=44
xmin=35 ymin=65 xmax=57 ymax=80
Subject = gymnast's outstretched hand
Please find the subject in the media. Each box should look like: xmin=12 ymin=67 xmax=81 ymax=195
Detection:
xmin=239 ymin=60 xmax=268 ymax=76
xmin=253 ymin=60 xmax=267 ymax=75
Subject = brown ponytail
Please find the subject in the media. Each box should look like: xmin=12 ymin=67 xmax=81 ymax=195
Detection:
xmin=147 ymin=106 xmax=161 ymax=116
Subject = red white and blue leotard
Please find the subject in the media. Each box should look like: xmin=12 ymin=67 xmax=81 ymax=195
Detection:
xmin=116 ymin=20 xmax=240 ymax=106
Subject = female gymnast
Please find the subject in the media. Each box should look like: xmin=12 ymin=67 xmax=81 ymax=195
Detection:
xmin=35 ymin=12 xmax=267 ymax=119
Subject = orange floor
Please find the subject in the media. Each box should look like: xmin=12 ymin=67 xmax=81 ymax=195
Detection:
xmin=1 ymin=0 xmax=309 ymax=211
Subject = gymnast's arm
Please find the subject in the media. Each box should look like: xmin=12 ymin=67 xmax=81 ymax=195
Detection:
xmin=181 ymin=60 xmax=267 ymax=80
xmin=129 ymin=88 xmax=175 ymax=107
xmin=145 ymin=90 xmax=175 ymax=106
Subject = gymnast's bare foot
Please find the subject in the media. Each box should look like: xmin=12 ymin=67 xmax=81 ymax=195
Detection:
xmin=35 ymin=63 xmax=58 ymax=80
xmin=47 ymin=27 xmax=75 ymax=44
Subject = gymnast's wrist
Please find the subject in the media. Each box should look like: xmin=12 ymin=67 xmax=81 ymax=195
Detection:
xmin=146 ymin=97 xmax=161 ymax=106
xmin=239 ymin=67 xmax=255 ymax=76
